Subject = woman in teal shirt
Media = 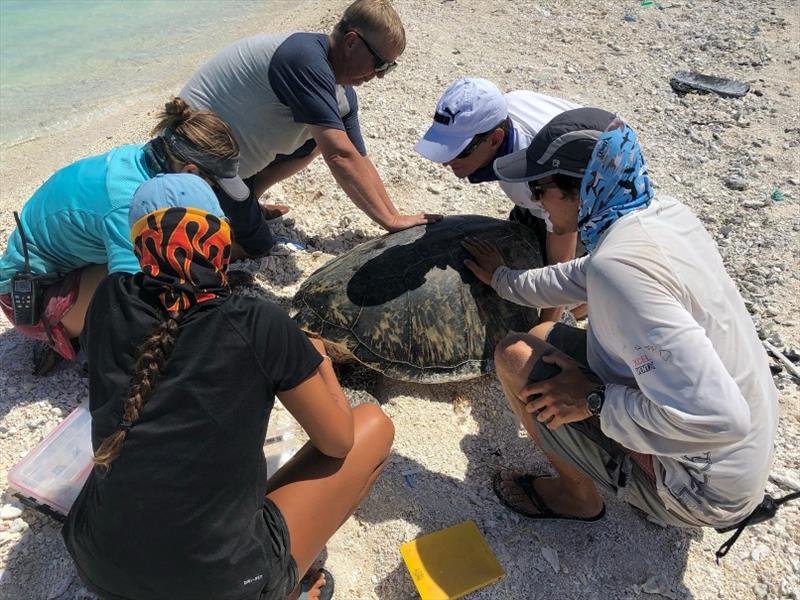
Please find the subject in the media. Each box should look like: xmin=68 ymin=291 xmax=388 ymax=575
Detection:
xmin=0 ymin=97 xmax=248 ymax=373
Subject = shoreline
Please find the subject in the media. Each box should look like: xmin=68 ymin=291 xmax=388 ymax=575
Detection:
xmin=0 ymin=0 xmax=345 ymax=225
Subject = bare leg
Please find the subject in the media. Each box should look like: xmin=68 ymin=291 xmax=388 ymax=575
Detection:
xmin=570 ymin=303 xmax=588 ymax=321
xmin=266 ymin=403 xmax=394 ymax=598
xmin=494 ymin=323 xmax=604 ymax=518
xmin=60 ymin=264 xmax=107 ymax=339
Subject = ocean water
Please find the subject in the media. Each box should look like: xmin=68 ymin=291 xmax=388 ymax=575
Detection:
xmin=0 ymin=0 xmax=276 ymax=146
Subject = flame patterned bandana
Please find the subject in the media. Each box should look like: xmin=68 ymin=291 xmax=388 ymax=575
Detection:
xmin=578 ymin=118 xmax=654 ymax=253
xmin=130 ymin=207 xmax=231 ymax=312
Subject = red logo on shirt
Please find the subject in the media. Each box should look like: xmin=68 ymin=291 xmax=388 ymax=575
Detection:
xmin=633 ymin=353 xmax=655 ymax=375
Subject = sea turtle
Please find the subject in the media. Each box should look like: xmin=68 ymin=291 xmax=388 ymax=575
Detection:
xmin=291 ymin=215 xmax=543 ymax=383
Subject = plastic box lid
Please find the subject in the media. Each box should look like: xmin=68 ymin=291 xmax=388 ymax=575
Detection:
xmin=7 ymin=403 xmax=93 ymax=516
xmin=7 ymin=403 xmax=301 ymax=517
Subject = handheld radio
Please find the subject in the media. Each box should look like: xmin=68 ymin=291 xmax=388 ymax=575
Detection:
xmin=11 ymin=211 xmax=42 ymax=326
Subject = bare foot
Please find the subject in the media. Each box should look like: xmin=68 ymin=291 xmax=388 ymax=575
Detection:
xmin=495 ymin=471 xmax=604 ymax=519
xmin=288 ymin=569 xmax=327 ymax=600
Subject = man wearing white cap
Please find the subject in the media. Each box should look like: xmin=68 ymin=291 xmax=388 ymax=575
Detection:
xmin=415 ymin=79 xmax=580 ymax=322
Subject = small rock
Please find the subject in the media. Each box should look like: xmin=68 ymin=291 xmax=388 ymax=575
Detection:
xmin=426 ymin=185 xmax=441 ymax=195
xmin=752 ymin=582 xmax=768 ymax=598
xmin=742 ymin=199 xmax=765 ymax=209
xmin=725 ymin=177 xmax=749 ymax=191
xmin=770 ymin=469 xmax=800 ymax=492
xmin=0 ymin=504 xmax=23 ymax=520
xmin=8 ymin=517 xmax=28 ymax=534
xmin=541 ymin=546 xmax=560 ymax=573
xmin=751 ymin=543 xmax=770 ymax=561
xmin=642 ymin=574 xmax=678 ymax=599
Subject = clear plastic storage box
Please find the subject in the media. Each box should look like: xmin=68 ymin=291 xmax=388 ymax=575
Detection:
xmin=7 ymin=403 xmax=301 ymax=517
xmin=7 ymin=403 xmax=93 ymax=517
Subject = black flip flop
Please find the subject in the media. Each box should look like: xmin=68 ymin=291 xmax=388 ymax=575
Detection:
xmin=298 ymin=567 xmax=334 ymax=600
xmin=492 ymin=471 xmax=605 ymax=522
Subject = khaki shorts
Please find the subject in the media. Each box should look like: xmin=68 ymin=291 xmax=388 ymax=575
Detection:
xmin=530 ymin=323 xmax=695 ymax=528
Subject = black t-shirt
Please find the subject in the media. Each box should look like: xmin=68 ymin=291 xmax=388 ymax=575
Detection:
xmin=62 ymin=273 xmax=321 ymax=600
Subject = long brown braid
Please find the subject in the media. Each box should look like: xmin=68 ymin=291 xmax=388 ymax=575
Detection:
xmin=93 ymin=312 xmax=181 ymax=471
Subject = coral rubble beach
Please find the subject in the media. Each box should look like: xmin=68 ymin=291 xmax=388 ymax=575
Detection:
xmin=0 ymin=1 xmax=798 ymax=598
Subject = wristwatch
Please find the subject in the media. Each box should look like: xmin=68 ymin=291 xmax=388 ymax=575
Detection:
xmin=586 ymin=385 xmax=606 ymax=417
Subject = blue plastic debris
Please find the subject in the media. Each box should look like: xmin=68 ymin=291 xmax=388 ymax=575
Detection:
xmin=402 ymin=468 xmax=421 ymax=489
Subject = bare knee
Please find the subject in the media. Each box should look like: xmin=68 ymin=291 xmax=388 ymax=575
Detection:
xmin=494 ymin=329 xmax=558 ymax=393
xmin=494 ymin=333 xmax=537 ymax=378
xmin=530 ymin=320 xmax=557 ymax=340
xmin=351 ymin=403 xmax=394 ymax=463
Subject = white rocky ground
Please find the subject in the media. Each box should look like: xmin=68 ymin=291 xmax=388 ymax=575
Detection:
xmin=0 ymin=1 xmax=798 ymax=599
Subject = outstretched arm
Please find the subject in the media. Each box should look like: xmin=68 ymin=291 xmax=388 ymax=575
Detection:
xmin=310 ymin=125 xmax=441 ymax=232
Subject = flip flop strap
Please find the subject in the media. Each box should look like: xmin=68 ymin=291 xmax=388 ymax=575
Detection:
xmin=514 ymin=475 xmax=558 ymax=517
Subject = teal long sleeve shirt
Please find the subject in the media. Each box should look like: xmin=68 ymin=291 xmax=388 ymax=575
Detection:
xmin=0 ymin=144 xmax=150 ymax=293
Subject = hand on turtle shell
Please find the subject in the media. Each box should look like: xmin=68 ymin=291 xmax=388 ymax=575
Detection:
xmin=385 ymin=212 xmax=443 ymax=232
xmin=462 ymin=238 xmax=506 ymax=286
xmin=518 ymin=352 xmax=595 ymax=429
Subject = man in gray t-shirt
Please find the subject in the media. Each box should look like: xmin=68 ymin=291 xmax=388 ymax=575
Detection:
xmin=182 ymin=0 xmax=440 ymax=257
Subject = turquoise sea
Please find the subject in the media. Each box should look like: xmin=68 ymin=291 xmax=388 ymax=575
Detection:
xmin=0 ymin=0 xmax=277 ymax=146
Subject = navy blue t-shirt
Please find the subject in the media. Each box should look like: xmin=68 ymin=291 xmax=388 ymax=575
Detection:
xmin=268 ymin=33 xmax=366 ymax=157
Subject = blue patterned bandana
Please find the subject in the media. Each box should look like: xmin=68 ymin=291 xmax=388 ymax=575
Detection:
xmin=577 ymin=119 xmax=653 ymax=252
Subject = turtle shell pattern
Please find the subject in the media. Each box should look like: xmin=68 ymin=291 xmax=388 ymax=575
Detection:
xmin=291 ymin=215 xmax=543 ymax=383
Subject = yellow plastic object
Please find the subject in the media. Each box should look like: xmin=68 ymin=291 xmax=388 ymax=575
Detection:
xmin=400 ymin=520 xmax=505 ymax=599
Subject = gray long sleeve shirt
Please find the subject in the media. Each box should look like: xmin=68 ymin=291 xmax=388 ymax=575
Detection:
xmin=491 ymin=196 xmax=778 ymax=527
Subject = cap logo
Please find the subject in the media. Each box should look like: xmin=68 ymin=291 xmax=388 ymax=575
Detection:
xmin=433 ymin=106 xmax=463 ymax=126
xmin=552 ymin=159 xmax=560 ymax=168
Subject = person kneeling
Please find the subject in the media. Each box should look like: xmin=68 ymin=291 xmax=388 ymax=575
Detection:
xmin=62 ymin=174 xmax=393 ymax=600
xmin=463 ymin=108 xmax=779 ymax=542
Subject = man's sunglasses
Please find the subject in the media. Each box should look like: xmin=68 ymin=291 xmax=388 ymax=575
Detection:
xmin=455 ymin=130 xmax=493 ymax=160
xmin=527 ymin=179 xmax=559 ymax=200
xmin=351 ymin=30 xmax=397 ymax=74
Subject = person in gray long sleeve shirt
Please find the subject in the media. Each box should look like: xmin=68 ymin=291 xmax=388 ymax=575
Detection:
xmin=463 ymin=108 xmax=777 ymax=530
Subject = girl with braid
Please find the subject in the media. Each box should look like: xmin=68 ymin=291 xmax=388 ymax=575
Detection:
xmin=62 ymin=174 xmax=393 ymax=600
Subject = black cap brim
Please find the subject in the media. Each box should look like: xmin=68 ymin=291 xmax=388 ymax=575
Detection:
xmin=494 ymin=107 xmax=616 ymax=183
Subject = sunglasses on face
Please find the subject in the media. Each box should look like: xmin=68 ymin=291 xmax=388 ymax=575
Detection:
xmin=527 ymin=179 xmax=559 ymax=200
xmin=351 ymin=30 xmax=397 ymax=74
xmin=455 ymin=131 xmax=492 ymax=160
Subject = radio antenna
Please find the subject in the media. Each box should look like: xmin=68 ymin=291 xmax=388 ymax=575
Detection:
xmin=12 ymin=211 xmax=32 ymax=273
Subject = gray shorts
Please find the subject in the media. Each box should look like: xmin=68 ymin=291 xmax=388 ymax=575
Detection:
xmin=530 ymin=323 xmax=694 ymax=528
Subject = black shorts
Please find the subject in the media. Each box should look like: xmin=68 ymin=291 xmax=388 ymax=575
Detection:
xmin=216 ymin=180 xmax=274 ymax=258
xmin=259 ymin=497 xmax=298 ymax=600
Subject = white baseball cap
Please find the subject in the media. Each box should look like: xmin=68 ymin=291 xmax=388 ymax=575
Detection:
xmin=415 ymin=78 xmax=508 ymax=163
